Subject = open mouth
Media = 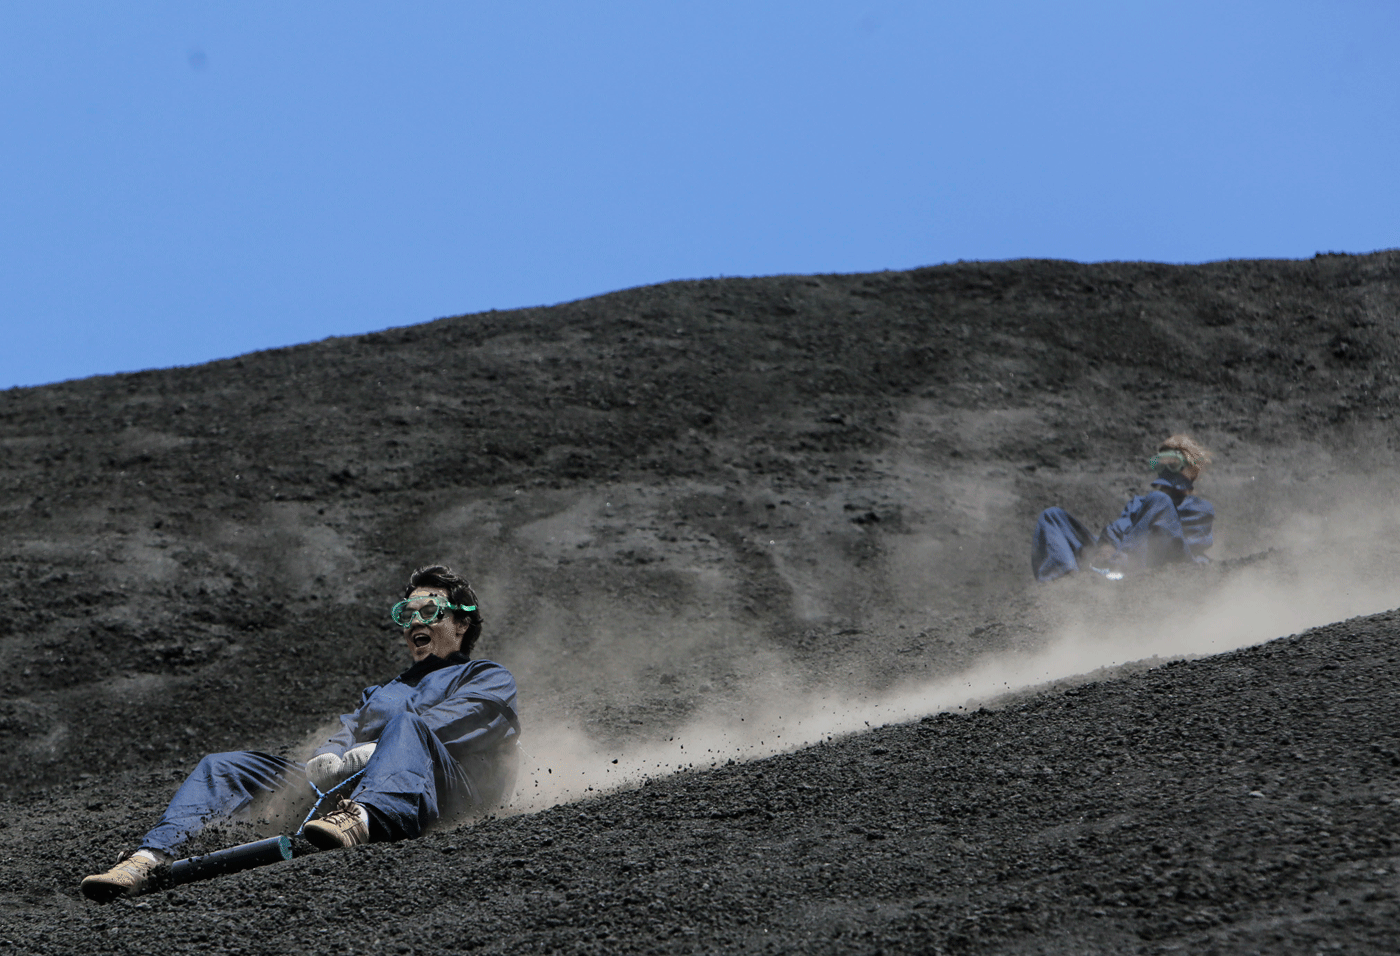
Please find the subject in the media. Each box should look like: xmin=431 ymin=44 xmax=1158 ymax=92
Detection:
xmin=411 ymin=632 xmax=432 ymax=648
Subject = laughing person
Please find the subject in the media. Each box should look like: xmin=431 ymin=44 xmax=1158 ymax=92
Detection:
xmin=81 ymin=565 xmax=520 ymax=901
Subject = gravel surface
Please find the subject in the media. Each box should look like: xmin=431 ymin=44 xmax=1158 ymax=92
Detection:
xmin=2 ymin=251 xmax=1399 ymax=952
xmin=6 ymin=611 xmax=1399 ymax=954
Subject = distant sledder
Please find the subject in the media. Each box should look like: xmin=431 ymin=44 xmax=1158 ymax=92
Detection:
xmin=80 ymin=565 xmax=520 ymax=901
xmin=1032 ymin=435 xmax=1214 ymax=582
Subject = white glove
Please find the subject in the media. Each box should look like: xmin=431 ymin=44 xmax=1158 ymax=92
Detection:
xmin=306 ymin=752 xmax=344 ymax=789
xmin=341 ymin=743 xmax=377 ymax=773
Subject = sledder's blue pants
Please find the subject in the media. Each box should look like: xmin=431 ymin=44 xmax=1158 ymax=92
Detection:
xmin=1032 ymin=506 xmax=1098 ymax=582
xmin=140 ymin=713 xmax=506 ymax=854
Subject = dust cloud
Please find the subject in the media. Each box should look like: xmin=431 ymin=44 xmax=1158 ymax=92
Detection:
xmin=505 ymin=479 xmax=1400 ymax=814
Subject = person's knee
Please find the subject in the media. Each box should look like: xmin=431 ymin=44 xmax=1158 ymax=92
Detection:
xmin=380 ymin=712 xmax=433 ymax=743
xmin=195 ymin=751 xmax=246 ymax=772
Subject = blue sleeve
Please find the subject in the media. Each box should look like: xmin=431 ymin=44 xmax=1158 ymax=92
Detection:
xmin=1102 ymin=492 xmax=1211 ymax=565
xmin=1100 ymin=493 xmax=1186 ymax=557
xmin=312 ymin=684 xmax=381 ymax=759
xmin=1177 ymin=496 xmax=1214 ymax=556
xmin=1101 ymin=497 xmax=1149 ymax=551
xmin=414 ymin=662 xmax=520 ymax=759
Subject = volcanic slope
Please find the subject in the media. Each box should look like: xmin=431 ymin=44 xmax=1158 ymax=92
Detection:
xmin=2 ymin=251 xmax=1400 ymax=952
xmin=6 ymin=608 xmax=1400 ymax=954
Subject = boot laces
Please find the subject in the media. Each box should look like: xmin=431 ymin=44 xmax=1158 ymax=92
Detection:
xmin=322 ymin=798 xmax=361 ymax=828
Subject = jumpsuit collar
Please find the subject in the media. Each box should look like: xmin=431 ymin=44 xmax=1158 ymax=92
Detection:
xmin=396 ymin=650 xmax=473 ymax=686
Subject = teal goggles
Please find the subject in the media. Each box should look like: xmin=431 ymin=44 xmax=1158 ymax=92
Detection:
xmin=390 ymin=596 xmax=476 ymax=628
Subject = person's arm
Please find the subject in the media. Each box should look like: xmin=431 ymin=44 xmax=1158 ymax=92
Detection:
xmin=1108 ymin=494 xmax=1194 ymax=554
xmin=412 ymin=664 xmax=520 ymax=758
xmin=1100 ymin=498 xmax=1144 ymax=552
xmin=311 ymin=684 xmax=381 ymax=759
xmin=1178 ymin=497 xmax=1215 ymax=558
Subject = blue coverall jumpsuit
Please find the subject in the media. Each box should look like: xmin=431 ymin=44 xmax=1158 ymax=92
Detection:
xmin=1032 ymin=483 xmax=1215 ymax=583
xmin=139 ymin=653 xmax=519 ymax=852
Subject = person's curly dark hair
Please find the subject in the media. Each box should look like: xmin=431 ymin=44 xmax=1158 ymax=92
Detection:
xmin=404 ymin=565 xmax=484 ymax=656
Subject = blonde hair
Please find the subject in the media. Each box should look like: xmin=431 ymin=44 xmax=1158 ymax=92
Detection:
xmin=1157 ymin=434 xmax=1211 ymax=482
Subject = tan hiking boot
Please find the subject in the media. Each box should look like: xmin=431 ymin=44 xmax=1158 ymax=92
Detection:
xmin=80 ymin=854 xmax=161 ymax=902
xmin=303 ymin=798 xmax=371 ymax=850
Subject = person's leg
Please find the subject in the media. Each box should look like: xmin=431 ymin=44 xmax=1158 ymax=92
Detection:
xmin=347 ymin=713 xmax=478 ymax=842
xmin=84 ymin=750 xmax=303 ymax=900
xmin=1032 ymin=507 xmax=1098 ymax=582
xmin=139 ymin=751 xmax=304 ymax=856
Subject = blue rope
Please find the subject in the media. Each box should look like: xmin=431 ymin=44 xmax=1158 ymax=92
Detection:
xmin=296 ymin=769 xmax=367 ymax=837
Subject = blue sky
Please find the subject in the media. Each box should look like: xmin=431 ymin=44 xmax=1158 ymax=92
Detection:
xmin=2 ymin=2 xmax=1397 ymax=390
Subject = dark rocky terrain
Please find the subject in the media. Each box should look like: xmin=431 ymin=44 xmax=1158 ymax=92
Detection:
xmin=3 ymin=250 xmax=1400 ymax=952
